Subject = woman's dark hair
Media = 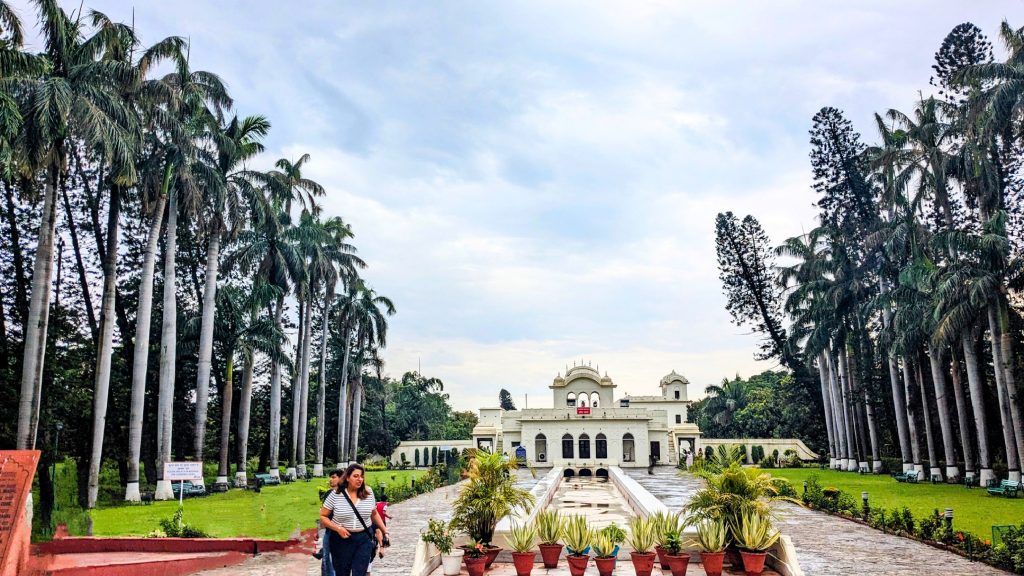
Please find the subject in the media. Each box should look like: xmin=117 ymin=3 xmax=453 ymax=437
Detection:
xmin=341 ymin=463 xmax=369 ymax=499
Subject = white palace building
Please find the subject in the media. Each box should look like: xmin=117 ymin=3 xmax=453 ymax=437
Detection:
xmin=391 ymin=363 xmax=818 ymax=475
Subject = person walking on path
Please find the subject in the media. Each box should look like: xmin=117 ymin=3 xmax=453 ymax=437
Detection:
xmin=320 ymin=463 xmax=389 ymax=576
xmin=316 ymin=468 xmax=345 ymax=575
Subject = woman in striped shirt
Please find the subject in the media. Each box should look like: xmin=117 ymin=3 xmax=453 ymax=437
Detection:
xmin=320 ymin=463 xmax=389 ymax=576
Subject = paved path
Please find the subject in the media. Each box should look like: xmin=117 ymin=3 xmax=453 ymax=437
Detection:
xmin=627 ymin=467 xmax=1009 ymax=576
xmin=191 ymin=478 xmax=468 ymax=576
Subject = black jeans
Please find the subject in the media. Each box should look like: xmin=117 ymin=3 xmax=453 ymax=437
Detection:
xmin=329 ymin=530 xmax=374 ymax=576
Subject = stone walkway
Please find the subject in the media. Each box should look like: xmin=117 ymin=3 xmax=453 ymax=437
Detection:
xmin=192 ymin=478 xmax=468 ymax=576
xmin=628 ymin=467 xmax=1010 ymax=576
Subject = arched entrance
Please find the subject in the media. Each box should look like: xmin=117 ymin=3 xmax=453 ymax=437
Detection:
xmin=578 ymin=468 xmax=593 ymax=477
xmin=563 ymin=469 xmax=576 ymax=478
xmin=596 ymin=468 xmax=609 ymax=478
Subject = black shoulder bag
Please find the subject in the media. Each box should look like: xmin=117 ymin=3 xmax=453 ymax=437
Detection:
xmin=341 ymin=490 xmax=380 ymax=558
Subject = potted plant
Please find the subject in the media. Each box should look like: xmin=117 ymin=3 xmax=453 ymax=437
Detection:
xmin=662 ymin=529 xmax=689 ymax=576
xmin=599 ymin=523 xmax=626 ymax=558
xmin=651 ymin=511 xmax=681 ymax=569
xmin=563 ymin=515 xmax=593 ymax=576
xmin=592 ymin=532 xmax=618 ymax=576
xmin=421 ymin=519 xmax=463 ymax=576
xmin=451 ymin=450 xmax=536 ymax=568
xmin=536 ymin=510 xmax=564 ymax=568
xmin=694 ymin=519 xmax=728 ymax=576
xmin=509 ymin=521 xmax=538 ymax=576
xmin=463 ymin=541 xmax=488 ymax=576
xmin=625 ymin=517 xmax=657 ymax=576
xmin=731 ymin=510 xmax=780 ymax=576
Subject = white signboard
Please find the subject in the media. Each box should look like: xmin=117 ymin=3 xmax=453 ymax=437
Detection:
xmin=164 ymin=461 xmax=203 ymax=481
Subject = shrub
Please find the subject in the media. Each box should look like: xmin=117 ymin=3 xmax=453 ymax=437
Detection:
xmin=751 ymin=446 xmax=764 ymax=464
xmin=155 ymin=507 xmax=209 ymax=538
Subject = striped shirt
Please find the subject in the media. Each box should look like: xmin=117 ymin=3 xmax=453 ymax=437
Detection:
xmin=323 ymin=488 xmax=377 ymax=531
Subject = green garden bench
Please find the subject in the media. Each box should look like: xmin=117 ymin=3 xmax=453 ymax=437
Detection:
xmin=254 ymin=473 xmax=281 ymax=486
xmin=987 ymin=479 xmax=1022 ymax=497
xmin=893 ymin=471 xmax=918 ymax=483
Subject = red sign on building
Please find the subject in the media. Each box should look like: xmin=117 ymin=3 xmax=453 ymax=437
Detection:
xmin=576 ymin=407 xmax=591 ymax=416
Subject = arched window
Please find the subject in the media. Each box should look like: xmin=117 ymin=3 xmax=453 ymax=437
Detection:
xmin=567 ymin=392 xmax=576 ymax=408
xmin=535 ymin=434 xmax=547 ymax=462
xmin=674 ymin=389 xmax=680 ymax=399
xmin=562 ymin=434 xmax=574 ymax=459
xmin=579 ymin=434 xmax=591 ymax=459
xmin=578 ymin=392 xmax=588 ymax=408
xmin=623 ymin=433 xmax=635 ymax=462
xmin=596 ymin=433 xmax=607 ymax=459
xmin=591 ymin=394 xmax=600 ymax=408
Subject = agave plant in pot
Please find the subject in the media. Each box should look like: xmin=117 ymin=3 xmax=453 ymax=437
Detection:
xmin=651 ymin=511 xmax=682 ymax=569
xmin=693 ymin=519 xmax=728 ymax=576
xmin=563 ymin=515 xmax=594 ymax=576
xmin=731 ymin=511 xmax=780 ymax=576
xmin=592 ymin=532 xmax=618 ymax=576
xmin=508 ymin=521 xmax=538 ymax=576
xmin=662 ymin=528 xmax=690 ymax=576
xmin=535 ymin=510 xmax=564 ymax=568
xmin=451 ymin=451 xmax=536 ymax=568
xmin=626 ymin=517 xmax=658 ymax=576
xmin=421 ymin=519 xmax=463 ymax=576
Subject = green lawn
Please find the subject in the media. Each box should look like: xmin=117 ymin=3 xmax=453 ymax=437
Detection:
xmin=766 ymin=468 xmax=1024 ymax=537
xmin=87 ymin=470 xmax=425 ymax=540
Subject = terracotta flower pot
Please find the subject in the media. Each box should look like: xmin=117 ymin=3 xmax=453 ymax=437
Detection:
xmin=665 ymin=553 xmax=689 ymax=576
xmin=654 ymin=545 xmax=670 ymax=570
xmin=699 ymin=551 xmax=725 ymax=576
xmin=464 ymin=555 xmax=487 ymax=576
xmin=484 ymin=546 xmax=502 ymax=568
xmin=739 ymin=550 xmax=768 ymax=576
xmin=538 ymin=543 xmax=563 ymax=568
xmin=512 ymin=551 xmax=535 ymax=576
xmin=595 ymin=556 xmax=617 ymax=576
xmin=567 ymin=554 xmax=590 ymax=576
xmin=629 ymin=551 xmax=656 ymax=576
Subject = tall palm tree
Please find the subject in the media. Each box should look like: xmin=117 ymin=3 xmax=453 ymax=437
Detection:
xmin=152 ymin=56 xmax=231 ymax=499
xmin=192 ymin=114 xmax=269 ymax=463
xmin=15 ymin=0 xmax=137 ymax=451
xmin=343 ymin=282 xmax=394 ymax=460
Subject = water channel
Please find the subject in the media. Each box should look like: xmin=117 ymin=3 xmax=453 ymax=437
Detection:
xmin=546 ymin=476 xmax=633 ymax=529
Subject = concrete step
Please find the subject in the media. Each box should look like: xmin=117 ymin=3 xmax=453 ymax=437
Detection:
xmin=27 ymin=551 xmax=248 ymax=576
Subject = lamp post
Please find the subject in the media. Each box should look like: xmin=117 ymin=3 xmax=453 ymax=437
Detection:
xmin=51 ymin=421 xmax=64 ymax=485
xmin=944 ymin=508 xmax=953 ymax=530
xmin=861 ymin=491 xmax=869 ymax=520
xmin=802 ymin=480 xmax=808 ymax=495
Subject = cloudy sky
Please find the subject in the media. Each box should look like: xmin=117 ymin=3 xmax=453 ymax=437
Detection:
xmin=29 ymin=1 xmax=1022 ymax=409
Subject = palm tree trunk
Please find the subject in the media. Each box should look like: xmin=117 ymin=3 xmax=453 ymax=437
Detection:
xmin=880 ymin=277 xmax=912 ymax=469
xmin=837 ymin=348 xmax=862 ymax=469
xmin=268 ymin=295 xmax=284 ymax=478
xmin=828 ymin=349 xmax=852 ymax=470
xmin=125 ymin=178 xmax=168 ymax=502
xmin=948 ymin=349 xmax=975 ymax=481
xmin=296 ymin=297 xmax=313 ymax=477
xmin=996 ymin=298 xmax=1024 ymax=478
xmin=350 ymin=376 xmax=364 ymax=461
xmin=902 ymin=359 xmax=923 ymax=478
xmin=86 ymin=185 xmax=120 ymax=508
xmin=60 ymin=182 xmax=98 ymax=344
xmin=336 ymin=326 xmax=351 ymax=465
xmin=816 ymin=352 xmax=837 ymax=467
xmin=17 ymin=164 xmax=59 ymax=450
xmin=235 ymin=349 xmax=255 ymax=487
xmin=849 ymin=350 xmax=881 ymax=471
xmin=962 ymin=329 xmax=993 ymax=484
xmin=287 ymin=298 xmax=304 ymax=479
xmin=216 ymin=354 xmax=234 ymax=486
xmin=926 ymin=345 xmax=960 ymax=480
xmin=154 ymin=188 xmax=179 ymax=501
xmin=314 ymin=285 xmax=333 ymax=476
xmin=193 ymin=230 xmax=221 ymax=466
xmin=915 ymin=359 xmax=940 ymax=480
xmin=988 ymin=305 xmax=1021 ymax=480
